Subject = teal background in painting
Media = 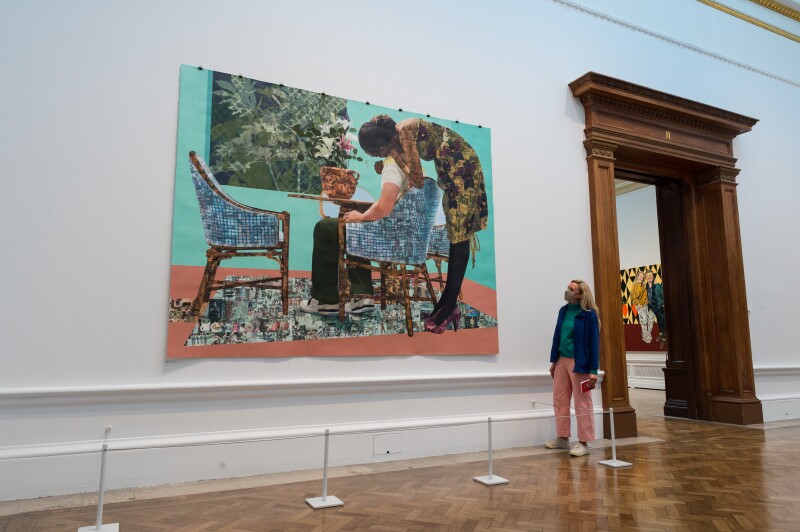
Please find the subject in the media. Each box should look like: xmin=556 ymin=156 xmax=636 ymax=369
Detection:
xmin=171 ymin=67 xmax=496 ymax=291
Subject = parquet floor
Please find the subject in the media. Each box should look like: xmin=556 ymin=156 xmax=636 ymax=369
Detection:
xmin=3 ymin=390 xmax=800 ymax=531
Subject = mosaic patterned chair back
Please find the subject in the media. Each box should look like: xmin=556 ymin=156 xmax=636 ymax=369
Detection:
xmin=346 ymin=178 xmax=442 ymax=265
xmin=428 ymin=225 xmax=450 ymax=256
xmin=189 ymin=153 xmax=280 ymax=248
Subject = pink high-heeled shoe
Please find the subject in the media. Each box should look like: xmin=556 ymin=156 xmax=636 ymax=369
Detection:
xmin=424 ymin=307 xmax=461 ymax=334
xmin=421 ymin=308 xmax=441 ymax=322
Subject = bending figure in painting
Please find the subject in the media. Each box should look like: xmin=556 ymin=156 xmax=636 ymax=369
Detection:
xmin=345 ymin=115 xmax=489 ymax=334
xmin=644 ymin=271 xmax=666 ymax=343
xmin=631 ymin=270 xmax=656 ymax=343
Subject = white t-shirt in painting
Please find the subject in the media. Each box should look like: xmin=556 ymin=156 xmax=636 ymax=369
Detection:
xmin=381 ymin=156 xmax=409 ymax=199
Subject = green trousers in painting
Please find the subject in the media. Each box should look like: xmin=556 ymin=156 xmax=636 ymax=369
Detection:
xmin=311 ymin=218 xmax=373 ymax=304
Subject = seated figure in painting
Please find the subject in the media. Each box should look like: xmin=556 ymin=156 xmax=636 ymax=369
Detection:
xmin=298 ymin=131 xmax=412 ymax=315
xmin=631 ymin=270 xmax=656 ymax=343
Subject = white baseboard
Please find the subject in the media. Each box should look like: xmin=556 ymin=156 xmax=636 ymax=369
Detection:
xmin=755 ymin=366 xmax=800 ymax=422
xmin=757 ymin=393 xmax=800 ymax=422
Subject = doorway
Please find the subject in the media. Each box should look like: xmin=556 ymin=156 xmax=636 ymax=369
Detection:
xmin=569 ymin=72 xmax=763 ymax=437
xmin=615 ymin=171 xmax=704 ymax=421
xmin=615 ymin=178 xmax=670 ymax=418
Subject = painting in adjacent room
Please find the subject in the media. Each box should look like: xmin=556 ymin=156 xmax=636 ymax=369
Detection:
xmin=620 ymin=263 xmax=666 ymax=352
xmin=167 ymin=65 xmax=498 ymax=358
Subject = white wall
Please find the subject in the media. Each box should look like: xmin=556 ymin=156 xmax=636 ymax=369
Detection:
xmin=1 ymin=0 xmax=799 ymax=500
xmin=617 ymin=186 xmax=661 ymax=271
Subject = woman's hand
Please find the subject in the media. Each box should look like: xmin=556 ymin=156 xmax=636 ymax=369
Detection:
xmin=342 ymin=210 xmax=365 ymax=223
xmin=587 ymin=374 xmax=598 ymax=389
xmin=549 ymin=362 xmax=556 ymax=379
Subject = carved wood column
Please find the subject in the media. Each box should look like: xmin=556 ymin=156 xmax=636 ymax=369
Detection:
xmin=696 ymin=167 xmax=763 ymax=424
xmin=584 ymin=139 xmax=637 ymax=438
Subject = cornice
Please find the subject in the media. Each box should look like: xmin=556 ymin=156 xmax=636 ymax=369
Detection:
xmin=571 ymin=73 xmax=758 ymax=132
xmin=581 ymin=93 xmax=741 ymax=137
xmin=583 ymin=139 xmax=617 ymax=159
xmin=696 ymin=0 xmax=800 ymax=42
xmin=749 ymin=0 xmax=800 ymax=22
xmin=697 ymin=166 xmax=741 ymax=185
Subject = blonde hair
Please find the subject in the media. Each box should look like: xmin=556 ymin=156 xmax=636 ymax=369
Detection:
xmin=571 ymin=279 xmax=601 ymax=329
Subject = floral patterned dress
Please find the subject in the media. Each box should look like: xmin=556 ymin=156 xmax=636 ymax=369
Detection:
xmin=414 ymin=119 xmax=489 ymax=245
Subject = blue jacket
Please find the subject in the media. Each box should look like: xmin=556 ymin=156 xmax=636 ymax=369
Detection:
xmin=550 ymin=305 xmax=600 ymax=374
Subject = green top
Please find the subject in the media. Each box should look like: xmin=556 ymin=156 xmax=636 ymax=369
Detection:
xmin=558 ymin=303 xmax=582 ymax=358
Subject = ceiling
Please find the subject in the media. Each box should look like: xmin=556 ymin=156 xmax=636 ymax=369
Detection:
xmin=615 ymin=180 xmax=651 ymax=196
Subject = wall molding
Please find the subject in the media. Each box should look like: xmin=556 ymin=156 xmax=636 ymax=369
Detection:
xmin=753 ymin=365 xmax=800 ymax=376
xmin=749 ymin=0 xmax=800 ymax=23
xmin=697 ymin=0 xmax=800 ymax=42
xmin=549 ymin=0 xmax=800 ymax=88
xmin=0 ymin=372 xmax=546 ymax=407
xmin=0 ymin=406 xmax=599 ymax=461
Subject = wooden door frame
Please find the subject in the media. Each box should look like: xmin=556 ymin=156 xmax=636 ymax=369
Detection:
xmin=569 ymin=73 xmax=763 ymax=437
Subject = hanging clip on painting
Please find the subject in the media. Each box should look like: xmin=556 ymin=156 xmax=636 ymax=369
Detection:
xmin=197 ymin=65 xmax=203 ymax=70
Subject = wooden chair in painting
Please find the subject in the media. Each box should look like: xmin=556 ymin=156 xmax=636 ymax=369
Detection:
xmin=188 ymin=151 xmax=290 ymax=320
xmin=426 ymin=224 xmax=450 ymax=295
xmin=337 ymin=178 xmax=442 ymax=336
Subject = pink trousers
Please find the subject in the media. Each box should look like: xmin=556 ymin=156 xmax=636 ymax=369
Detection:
xmin=552 ymin=356 xmax=595 ymax=442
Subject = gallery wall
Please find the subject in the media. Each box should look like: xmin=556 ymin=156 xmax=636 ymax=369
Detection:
xmin=1 ymin=0 xmax=799 ymax=499
xmin=617 ymin=187 xmax=661 ymax=271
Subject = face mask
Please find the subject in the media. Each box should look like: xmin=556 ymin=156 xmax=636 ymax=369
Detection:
xmin=564 ymin=290 xmax=579 ymax=304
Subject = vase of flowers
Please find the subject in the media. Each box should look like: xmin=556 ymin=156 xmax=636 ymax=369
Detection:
xmin=320 ymin=166 xmax=360 ymax=199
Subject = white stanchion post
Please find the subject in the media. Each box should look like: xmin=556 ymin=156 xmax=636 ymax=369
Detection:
xmin=598 ymin=407 xmax=632 ymax=469
xmin=306 ymin=429 xmax=344 ymax=508
xmin=79 ymin=427 xmax=119 ymax=531
xmin=474 ymin=417 xmax=509 ymax=485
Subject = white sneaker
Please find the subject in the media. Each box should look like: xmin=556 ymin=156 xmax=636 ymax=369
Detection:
xmin=299 ymin=297 xmax=339 ymax=315
xmin=569 ymin=442 xmax=589 ymax=457
xmin=544 ymin=437 xmax=570 ymax=450
xmin=347 ymin=298 xmax=375 ymax=314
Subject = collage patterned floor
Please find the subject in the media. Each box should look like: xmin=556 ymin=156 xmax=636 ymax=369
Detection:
xmin=170 ymin=276 xmax=498 ymax=346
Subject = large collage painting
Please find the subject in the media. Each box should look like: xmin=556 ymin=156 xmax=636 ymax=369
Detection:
xmin=167 ymin=66 xmax=498 ymax=358
xmin=620 ymin=264 xmax=666 ymax=352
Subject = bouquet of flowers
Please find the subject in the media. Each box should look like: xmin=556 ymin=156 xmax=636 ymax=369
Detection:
xmin=296 ymin=114 xmax=363 ymax=169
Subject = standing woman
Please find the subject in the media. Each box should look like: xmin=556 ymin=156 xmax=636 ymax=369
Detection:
xmin=545 ymin=279 xmax=600 ymax=457
xmin=351 ymin=115 xmax=489 ymax=333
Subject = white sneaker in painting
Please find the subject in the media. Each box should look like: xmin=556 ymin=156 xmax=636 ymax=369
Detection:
xmin=347 ymin=298 xmax=375 ymax=314
xmin=298 ymin=297 xmax=339 ymax=315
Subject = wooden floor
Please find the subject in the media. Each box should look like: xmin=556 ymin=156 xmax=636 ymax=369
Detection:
xmin=3 ymin=390 xmax=800 ymax=531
